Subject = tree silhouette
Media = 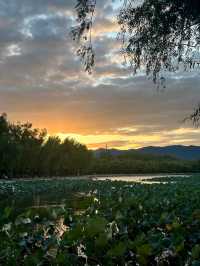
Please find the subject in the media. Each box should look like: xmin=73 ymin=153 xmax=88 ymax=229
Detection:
xmin=71 ymin=0 xmax=200 ymax=121
xmin=0 ymin=114 xmax=92 ymax=178
xmin=70 ymin=0 xmax=96 ymax=74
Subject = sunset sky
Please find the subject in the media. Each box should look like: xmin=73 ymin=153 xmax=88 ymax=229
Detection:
xmin=0 ymin=0 xmax=200 ymax=149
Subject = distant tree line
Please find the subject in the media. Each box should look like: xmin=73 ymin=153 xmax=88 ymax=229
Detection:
xmin=89 ymin=150 xmax=200 ymax=175
xmin=0 ymin=113 xmax=200 ymax=178
xmin=0 ymin=114 xmax=92 ymax=178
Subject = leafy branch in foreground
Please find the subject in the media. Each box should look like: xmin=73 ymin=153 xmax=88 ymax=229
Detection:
xmin=118 ymin=0 xmax=200 ymax=83
xmin=70 ymin=0 xmax=96 ymax=74
xmin=71 ymin=0 xmax=200 ymax=122
xmin=183 ymin=104 xmax=200 ymax=127
xmin=71 ymin=0 xmax=200 ymax=80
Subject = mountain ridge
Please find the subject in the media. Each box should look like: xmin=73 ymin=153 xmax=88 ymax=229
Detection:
xmin=93 ymin=145 xmax=200 ymax=161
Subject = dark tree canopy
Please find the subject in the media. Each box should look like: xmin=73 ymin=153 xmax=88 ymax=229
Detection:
xmin=0 ymin=114 xmax=92 ymax=177
xmin=71 ymin=0 xmax=200 ymax=121
xmin=70 ymin=0 xmax=96 ymax=73
xmin=118 ymin=0 xmax=200 ymax=84
xmin=71 ymin=0 xmax=200 ymax=78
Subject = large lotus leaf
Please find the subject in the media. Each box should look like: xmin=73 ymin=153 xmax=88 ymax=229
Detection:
xmin=95 ymin=232 xmax=108 ymax=249
xmin=107 ymin=241 xmax=127 ymax=258
xmin=192 ymin=244 xmax=200 ymax=260
xmin=85 ymin=217 xmax=107 ymax=237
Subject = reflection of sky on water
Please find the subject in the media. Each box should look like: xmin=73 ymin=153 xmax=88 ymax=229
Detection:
xmin=95 ymin=174 xmax=190 ymax=183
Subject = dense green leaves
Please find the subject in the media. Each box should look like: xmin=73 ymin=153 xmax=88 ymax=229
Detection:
xmin=1 ymin=176 xmax=200 ymax=265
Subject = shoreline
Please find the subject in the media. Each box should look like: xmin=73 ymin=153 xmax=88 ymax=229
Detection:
xmin=0 ymin=173 xmax=195 ymax=183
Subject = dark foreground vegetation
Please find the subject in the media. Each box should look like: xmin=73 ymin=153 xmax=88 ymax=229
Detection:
xmin=1 ymin=176 xmax=200 ymax=265
xmin=1 ymin=113 xmax=200 ymax=178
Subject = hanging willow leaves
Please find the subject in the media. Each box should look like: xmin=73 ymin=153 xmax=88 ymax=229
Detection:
xmin=71 ymin=0 xmax=200 ymax=122
xmin=118 ymin=0 xmax=200 ymax=82
xmin=72 ymin=0 xmax=200 ymax=77
xmin=70 ymin=0 xmax=96 ymax=74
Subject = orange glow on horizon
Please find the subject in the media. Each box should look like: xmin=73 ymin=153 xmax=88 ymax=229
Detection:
xmin=7 ymin=114 xmax=200 ymax=150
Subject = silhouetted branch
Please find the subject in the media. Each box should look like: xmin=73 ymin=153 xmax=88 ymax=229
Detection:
xmin=70 ymin=0 xmax=96 ymax=74
xmin=183 ymin=104 xmax=200 ymax=127
xmin=71 ymin=0 xmax=200 ymax=83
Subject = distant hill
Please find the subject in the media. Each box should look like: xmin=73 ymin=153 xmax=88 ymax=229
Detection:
xmin=138 ymin=146 xmax=200 ymax=160
xmin=93 ymin=145 xmax=200 ymax=161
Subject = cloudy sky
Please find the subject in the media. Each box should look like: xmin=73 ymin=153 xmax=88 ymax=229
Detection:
xmin=0 ymin=0 xmax=200 ymax=149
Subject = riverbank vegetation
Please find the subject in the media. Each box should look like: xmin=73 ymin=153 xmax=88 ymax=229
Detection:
xmin=0 ymin=114 xmax=92 ymax=178
xmin=1 ymin=114 xmax=200 ymax=178
xmin=91 ymin=151 xmax=200 ymax=175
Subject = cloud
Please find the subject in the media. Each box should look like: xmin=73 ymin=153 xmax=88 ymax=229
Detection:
xmin=0 ymin=0 xmax=199 ymax=149
xmin=21 ymin=14 xmax=71 ymax=41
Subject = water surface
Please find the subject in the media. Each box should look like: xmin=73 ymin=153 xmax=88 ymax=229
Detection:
xmin=93 ymin=173 xmax=190 ymax=182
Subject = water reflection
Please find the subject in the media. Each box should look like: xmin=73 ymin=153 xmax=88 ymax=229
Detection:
xmin=94 ymin=174 xmax=190 ymax=183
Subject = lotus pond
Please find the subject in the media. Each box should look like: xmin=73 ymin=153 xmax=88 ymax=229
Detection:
xmin=0 ymin=175 xmax=200 ymax=265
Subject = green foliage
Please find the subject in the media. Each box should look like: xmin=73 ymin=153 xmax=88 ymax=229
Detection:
xmin=192 ymin=245 xmax=200 ymax=260
xmin=1 ymin=113 xmax=199 ymax=178
xmin=0 ymin=113 xmax=92 ymax=178
xmin=85 ymin=217 xmax=107 ymax=238
xmin=1 ymin=176 xmax=200 ymax=265
xmin=89 ymin=151 xmax=200 ymax=174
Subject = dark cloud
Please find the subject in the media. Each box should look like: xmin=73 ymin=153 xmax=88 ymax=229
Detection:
xmin=0 ymin=73 xmax=199 ymax=134
xmin=0 ymin=0 xmax=199 ymax=148
xmin=0 ymin=0 xmax=74 ymax=18
xmin=24 ymin=14 xmax=71 ymax=41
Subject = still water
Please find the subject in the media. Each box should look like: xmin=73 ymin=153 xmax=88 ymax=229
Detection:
xmin=93 ymin=174 xmax=190 ymax=182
